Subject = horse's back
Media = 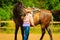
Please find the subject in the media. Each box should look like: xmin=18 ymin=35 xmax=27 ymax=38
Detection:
xmin=33 ymin=9 xmax=52 ymax=25
xmin=40 ymin=9 xmax=52 ymax=25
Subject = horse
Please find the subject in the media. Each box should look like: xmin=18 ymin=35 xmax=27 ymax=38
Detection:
xmin=13 ymin=2 xmax=26 ymax=40
xmin=29 ymin=8 xmax=53 ymax=40
xmin=13 ymin=2 xmax=53 ymax=40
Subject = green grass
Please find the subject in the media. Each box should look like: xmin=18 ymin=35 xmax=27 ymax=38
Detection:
xmin=0 ymin=26 xmax=41 ymax=34
xmin=0 ymin=24 xmax=60 ymax=34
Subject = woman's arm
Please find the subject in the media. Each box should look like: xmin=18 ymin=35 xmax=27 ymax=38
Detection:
xmin=29 ymin=14 xmax=35 ymax=27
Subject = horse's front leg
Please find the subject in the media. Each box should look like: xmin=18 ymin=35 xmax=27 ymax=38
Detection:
xmin=20 ymin=26 xmax=24 ymax=40
xmin=14 ymin=24 xmax=19 ymax=40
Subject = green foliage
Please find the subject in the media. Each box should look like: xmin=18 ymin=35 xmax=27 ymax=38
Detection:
xmin=53 ymin=3 xmax=60 ymax=10
xmin=49 ymin=0 xmax=60 ymax=10
xmin=0 ymin=0 xmax=60 ymax=21
xmin=0 ymin=5 xmax=13 ymax=20
xmin=1 ymin=23 xmax=8 ymax=27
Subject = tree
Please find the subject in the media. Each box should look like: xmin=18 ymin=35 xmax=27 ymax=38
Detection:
xmin=0 ymin=0 xmax=60 ymax=21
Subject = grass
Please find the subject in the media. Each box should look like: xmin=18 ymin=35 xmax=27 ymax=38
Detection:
xmin=0 ymin=22 xmax=60 ymax=34
xmin=0 ymin=26 xmax=41 ymax=34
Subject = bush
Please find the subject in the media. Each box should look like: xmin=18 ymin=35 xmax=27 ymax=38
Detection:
xmin=0 ymin=23 xmax=8 ymax=27
xmin=53 ymin=3 xmax=60 ymax=10
xmin=0 ymin=5 xmax=13 ymax=20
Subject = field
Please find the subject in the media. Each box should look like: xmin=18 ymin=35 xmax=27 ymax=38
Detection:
xmin=0 ymin=25 xmax=60 ymax=40
xmin=0 ymin=21 xmax=60 ymax=40
xmin=0 ymin=33 xmax=60 ymax=40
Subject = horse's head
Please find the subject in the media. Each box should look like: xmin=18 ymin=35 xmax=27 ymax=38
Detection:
xmin=13 ymin=2 xmax=26 ymax=17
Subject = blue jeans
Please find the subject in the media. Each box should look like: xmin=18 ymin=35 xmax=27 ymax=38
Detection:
xmin=23 ymin=26 xmax=30 ymax=40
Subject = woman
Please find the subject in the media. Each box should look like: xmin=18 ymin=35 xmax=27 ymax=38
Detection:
xmin=22 ymin=7 xmax=35 ymax=40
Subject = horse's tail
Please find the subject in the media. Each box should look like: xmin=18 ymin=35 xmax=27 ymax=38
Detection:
xmin=50 ymin=10 xmax=54 ymax=27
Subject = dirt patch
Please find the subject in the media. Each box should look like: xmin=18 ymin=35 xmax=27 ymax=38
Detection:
xmin=0 ymin=33 xmax=60 ymax=40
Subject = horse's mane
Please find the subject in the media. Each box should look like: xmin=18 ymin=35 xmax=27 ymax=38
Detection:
xmin=13 ymin=2 xmax=26 ymax=16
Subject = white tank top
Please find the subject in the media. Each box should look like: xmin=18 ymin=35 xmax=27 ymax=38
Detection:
xmin=23 ymin=13 xmax=33 ymax=27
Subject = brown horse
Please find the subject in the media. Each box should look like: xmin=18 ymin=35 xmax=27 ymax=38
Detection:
xmin=13 ymin=2 xmax=26 ymax=40
xmin=32 ymin=9 xmax=52 ymax=40
xmin=13 ymin=2 xmax=52 ymax=40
